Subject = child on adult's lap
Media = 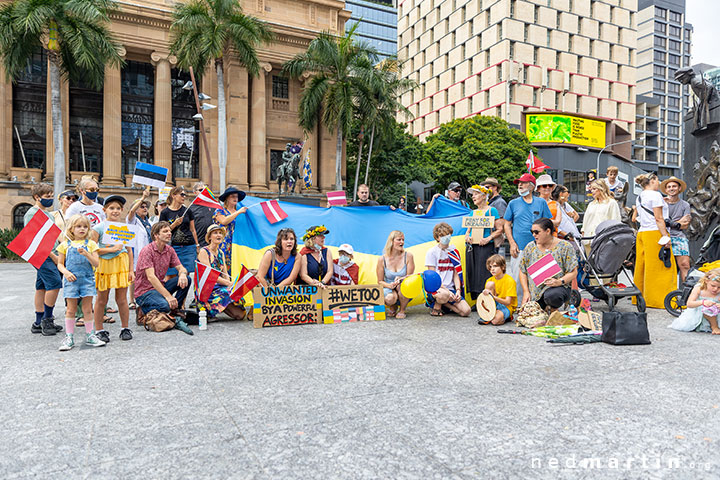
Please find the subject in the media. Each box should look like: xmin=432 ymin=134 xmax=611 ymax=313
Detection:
xmin=56 ymin=215 xmax=105 ymax=350
xmin=669 ymin=268 xmax=720 ymax=335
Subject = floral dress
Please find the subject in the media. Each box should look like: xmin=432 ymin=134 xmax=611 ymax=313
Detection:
xmin=214 ymin=207 xmax=235 ymax=276
xmin=520 ymin=239 xmax=577 ymax=302
xmin=197 ymin=247 xmax=236 ymax=318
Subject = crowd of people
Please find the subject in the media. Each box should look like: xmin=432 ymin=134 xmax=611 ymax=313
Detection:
xmin=20 ymin=166 xmax=715 ymax=352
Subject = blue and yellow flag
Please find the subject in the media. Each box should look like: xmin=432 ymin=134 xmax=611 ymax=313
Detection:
xmin=302 ymin=149 xmax=312 ymax=189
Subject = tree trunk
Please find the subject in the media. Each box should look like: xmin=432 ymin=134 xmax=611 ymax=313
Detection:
xmin=48 ymin=52 xmax=65 ymax=210
xmin=352 ymin=132 xmax=365 ymax=201
xmin=363 ymin=124 xmax=375 ymax=185
xmin=335 ymin=124 xmax=343 ymax=191
xmin=216 ymin=59 xmax=227 ymax=192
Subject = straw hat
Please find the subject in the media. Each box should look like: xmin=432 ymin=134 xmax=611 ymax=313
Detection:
xmin=660 ymin=176 xmax=687 ymax=194
xmin=476 ymin=292 xmax=497 ymax=324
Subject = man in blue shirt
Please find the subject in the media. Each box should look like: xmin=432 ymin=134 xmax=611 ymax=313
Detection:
xmin=503 ymin=173 xmax=552 ymax=303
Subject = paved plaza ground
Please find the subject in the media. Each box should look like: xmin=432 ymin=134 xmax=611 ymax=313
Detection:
xmin=0 ymin=262 xmax=718 ymax=479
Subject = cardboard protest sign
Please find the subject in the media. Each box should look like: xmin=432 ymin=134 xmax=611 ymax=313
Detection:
xmin=103 ymin=222 xmax=137 ymax=247
xmin=252 ymin=285 xmax=322 ymax=328
xmin=158 ymin=187 xmax=172 ymax=203
xmin=321 ymin=285 xmax=386 ymax=324
xmin=462 ymin=216 xmax=494 ymax=244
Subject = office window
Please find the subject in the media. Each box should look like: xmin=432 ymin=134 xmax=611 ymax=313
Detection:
xmin=654 ymin=50 xmax=664 ymax=62
xmin=667 ymin=139 xmax=680 ymax=151
xmin=667 ymin=125 xmax=679 ymax=137
xmin=655 ymin=7 xmax=666 ymax=20
xmin=653 ymin=79 xmax=665 ymax=91
xmin=668 ymin=82 xmax=680 ymax=95
xmin=668 ymin=97 xmax=680 ymax=108
xmin=669 ymin=25 xmax=681 ymax=38
xmin=667 ymin=110 xmax=679 ymax=122
xmin=654 ymin=36 xmax=665 ymax=48
xmin=655 ymin=22 xmax=666 ymax=35
xmin=534 ymin=5 xmax=539 ymax=23
xmin=654 ymin=65 xmax=665 ymax=76
xmin=524 ymin=24 xmax=529 ymax=42
xmin=533 ymin=46 xmax=539 ymax=65
xmin=669 ymin=40 xmax=681 ymax=52
xmin=669 ymin=11 xmax=681 ymax=24
xmin=669 ymin=54 xmax=680 ymax=67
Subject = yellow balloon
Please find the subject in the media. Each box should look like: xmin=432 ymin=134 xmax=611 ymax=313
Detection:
xmin=400 ymin=274 xmax=423 ymax=299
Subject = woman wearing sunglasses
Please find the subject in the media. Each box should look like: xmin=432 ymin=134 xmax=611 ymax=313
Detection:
xmin=159 ymin=186 xmax=199 ymax=285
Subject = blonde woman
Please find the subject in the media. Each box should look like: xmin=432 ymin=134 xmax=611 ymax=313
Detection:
xmin=298 ymin=225 xmax=333 ymax=287
xmin=376 ymin=230 xmax=415 ymax=318
xmin=581 ymin=180 xmax=621 ymax=244
xmin=634 ymin=173 xmax=676 ymax=308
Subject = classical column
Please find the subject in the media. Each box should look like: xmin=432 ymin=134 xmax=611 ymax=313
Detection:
xmin=225 ymin=60 xmax=249 ymax=189
xmin=0 ymin=64 xmax=10 ymax=177
xmin=151 ymin=51 xmax=174 ymax=178
xmin=102 ymin=48 xmax=125 ymax=185
xmin=249 ymin=62 xmax=272 ymax=190
xmin=319 ymin=123 xmax=336 ymax=193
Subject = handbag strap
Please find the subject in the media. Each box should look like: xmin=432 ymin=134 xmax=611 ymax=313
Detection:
xmin=269 ymin=248 xmax=276 ymax=286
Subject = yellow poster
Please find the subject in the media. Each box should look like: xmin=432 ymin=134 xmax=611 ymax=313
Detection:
xmin=526 ymin=114 xmax=606 ymax=149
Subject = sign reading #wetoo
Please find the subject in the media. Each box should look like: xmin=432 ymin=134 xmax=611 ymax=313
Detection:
xmin=252 ymin=285 xmax=322 ymax=328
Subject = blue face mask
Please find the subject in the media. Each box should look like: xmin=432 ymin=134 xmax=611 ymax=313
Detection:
xmin=40 ymin=198 xmax=54 ymax=208
xmin=339 ymin=255 xmax=350 ymax=265
xmin=85 ymin=191 xmax=99 ymax=201
xmin=440 ymin=234 xmax=452 ymax=246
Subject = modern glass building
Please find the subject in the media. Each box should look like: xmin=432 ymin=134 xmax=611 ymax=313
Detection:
xmin=345 ymin=0 xmax=397 ymax=59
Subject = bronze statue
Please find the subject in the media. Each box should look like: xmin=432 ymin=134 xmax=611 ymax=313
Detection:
xmin=687 ymin=140 xmax=720 ymax=239
xmin=276 ymin=142 xmax=301 ymax=194
xmin=675 ymin=67 xmax=719 ymax=131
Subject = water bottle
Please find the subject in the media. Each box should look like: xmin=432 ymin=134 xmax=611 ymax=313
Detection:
xmin=567 ymin=304 xmax=578 ymax=321
xmin=199 ymin=307 xmax=207 ymax=331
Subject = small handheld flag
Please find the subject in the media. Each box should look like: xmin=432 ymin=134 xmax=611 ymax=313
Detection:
xmin=326 ymin=190 xmax=347 ymax=206
xmin=527 ymin=151 xmax=549 ymax=174
xmin=191 ymin=187 xmax=223 ymax=210
xmin=8 ymin=210 xmax=61 ymax=268
xmin=527 ymin=253 xmax=562 ymax=287
xmin=195 ymin=262 xmax=222 ymax=303
xmin=260 ymin=199 xmax=288 ymax=224
xmin=230 ymin=265 xmax=260 ymax=302
xmin=132 ymin=161 xmax=168 ymax=189
xmin=302 ymin=148 xmax=312 ymax=189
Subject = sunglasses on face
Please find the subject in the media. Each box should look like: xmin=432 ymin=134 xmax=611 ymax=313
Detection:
xmin=539 ymin=185 xmax=553 ymax=189
xmin=179 ymin=193 xmax=187 ymax=197
xmin=531 ymin=230 xmax=542 ymax=235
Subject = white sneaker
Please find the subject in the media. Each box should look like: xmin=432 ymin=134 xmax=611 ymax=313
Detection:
xmin=85 ymin=333 xmax=106 ymax=347
xmin=59 ymin=335 xmax=74 ymax=351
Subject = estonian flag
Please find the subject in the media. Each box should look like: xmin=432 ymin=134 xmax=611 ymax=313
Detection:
xmin=132 ymin=161 xmax=168 ymax=189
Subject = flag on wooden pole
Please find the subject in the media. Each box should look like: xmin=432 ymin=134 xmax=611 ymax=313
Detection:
xmin=260 ymin=199 xmax=288 ymax=224
xmin=8 ymin=210 xmax=61 ymax=268
xmin=191 ymin=187 xmax=223 ymax=210
xmin=326 ymin=190 xmax=347 ymax=206
xmin=230 ymin=265 xmax=259 ymax=302
xmin=195 ymin=262 xmax=222 ymax=303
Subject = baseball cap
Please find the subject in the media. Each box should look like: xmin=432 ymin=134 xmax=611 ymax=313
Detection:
xmin=338 ymin=243 xmax=354 ymax=255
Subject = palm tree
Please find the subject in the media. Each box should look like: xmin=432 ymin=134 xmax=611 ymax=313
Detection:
xmin=0 ymin=0 xmax=123 ymax=208
xmin=361 ymin=58 xmax=416 ymax=185
xmin=283 ymin=23 xmax=378 ymax=191
xmin=170 ymin=0 xmax=273 ymax=192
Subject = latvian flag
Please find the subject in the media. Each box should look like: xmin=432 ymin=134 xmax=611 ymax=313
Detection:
xmin=8 ymin=210 xmax=61 ymax=268
xmin=260 ymin=199 xmax=288 ymax=224
xmin=132 ymin=161 xmax=168 ymax=189
xmin=195 ymin=262 xmax=222 ymax=302
xmin=191 ymin=187 xmax=223 ymax=210
xmin=326 ymin=190 xmax=347 ymax=206
xmin=526 ymin=253 xmax=562 ymax=287
xmin=230 ymin=265 xmax=260 ymax=302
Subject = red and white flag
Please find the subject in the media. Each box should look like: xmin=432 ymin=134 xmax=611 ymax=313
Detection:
xmin=230 ymin=265 xmax=259 ymax=302
xmin=260 ymin=199 xmax=288 ymax=224
xmin=191 ymin=187 xmax=223 ymax=210
xmin=527 ymin=151 xmax=549 ymax=173
xmin=326 ymin=190 xmax=347 ymax=206
xmin=195 ymin=262 xmax=222 ymax=303
xmin=526 ymin=253 xmax=562 ymax=287
xmin=8 ymin=210 xmax=61 ymax=268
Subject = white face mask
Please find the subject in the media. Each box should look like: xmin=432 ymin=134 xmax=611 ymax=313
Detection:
xmin=339 ymin=255 xmax=350 ymax=265
xmin=313 ymin=243 xmax=322 ymax=251
xmin=439 ymin=234 xmax=452 ymax=246
xmin=518 ymin=187 xmax=531 ymax=197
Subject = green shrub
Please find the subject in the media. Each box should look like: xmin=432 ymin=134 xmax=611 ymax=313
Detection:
xmin=0 ymin=228 xmax=21 ymax=260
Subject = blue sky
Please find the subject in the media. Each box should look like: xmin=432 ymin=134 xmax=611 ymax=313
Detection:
xmin=686 ymin=0 xmax=720 ymax=68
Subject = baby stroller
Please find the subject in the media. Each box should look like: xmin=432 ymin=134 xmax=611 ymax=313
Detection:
xmin=664 ymin=224 xmax=720 ymax=317
xmin=577 ymin=220 xmax=646 ymax=312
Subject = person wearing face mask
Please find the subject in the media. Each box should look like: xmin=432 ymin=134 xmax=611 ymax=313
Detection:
xmin=503 ymin=173 xmax=552 ymax=304
xmin=424 ymin=222 xmax=471 ymax=317
xmin=332 ymin=244 xmax=359 ymax=285
xmin=65 ymin=177 xmax=106 ymax=227
xmin=299 ymin=226 xmax=334 ymax=288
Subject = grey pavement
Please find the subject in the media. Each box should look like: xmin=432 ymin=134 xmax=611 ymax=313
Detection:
xmin=0 ymin=262 xmax=718 ymax=479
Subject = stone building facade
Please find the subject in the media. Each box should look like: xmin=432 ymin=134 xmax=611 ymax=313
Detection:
xmin=0 ymin=0 xmax=350 ymax=229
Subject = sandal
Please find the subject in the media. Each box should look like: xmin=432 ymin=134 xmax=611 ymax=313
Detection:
xmin=103 ymin=315 xmax=115 ymax=323
xmin=429 ymin=308 xmax=443 ymax=317
xmin=106 ymin=307 xmax=118 ymax=313
xmin=396 ymin=312 xmax=406 ymax=319
xmin=386 ymin=306 xmax=397 ymax=318
xmin=128 ymin=302 xmax=137 ymax=310
xmin=75 ymin=319 xmax=85 ymax=327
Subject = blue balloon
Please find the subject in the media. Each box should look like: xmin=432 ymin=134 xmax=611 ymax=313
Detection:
xmin=422 ymin=270 xmax=442 ymax=293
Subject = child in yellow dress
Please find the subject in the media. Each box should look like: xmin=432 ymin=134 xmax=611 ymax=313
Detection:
xmin=92 ymin=195 xmax=134 ymax=343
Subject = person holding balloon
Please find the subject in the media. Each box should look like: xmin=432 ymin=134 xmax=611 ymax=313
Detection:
xmin=377 ymin=231 xmax=415 ymax=318
xmin=424 ymin=222 xmax=471 ymax=317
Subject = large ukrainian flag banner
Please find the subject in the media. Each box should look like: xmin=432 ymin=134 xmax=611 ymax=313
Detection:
xmin=231 ymin=196 xmax=472 ymax=305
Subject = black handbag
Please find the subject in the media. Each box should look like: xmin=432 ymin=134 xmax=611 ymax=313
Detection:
xmin=601 ymin=311 xmax=651 ymax=345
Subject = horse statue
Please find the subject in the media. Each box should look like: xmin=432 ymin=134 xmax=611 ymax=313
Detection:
xmin=276 ymin=143 xmax=302 ymax=194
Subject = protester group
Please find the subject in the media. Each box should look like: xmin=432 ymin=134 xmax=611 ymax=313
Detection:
xmin=19 ymin=165 xmax=719 ymax=352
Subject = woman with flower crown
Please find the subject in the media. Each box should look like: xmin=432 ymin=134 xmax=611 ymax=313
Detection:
xmin=298 ymin=225 xmax=334 ymax=288
xmin=465 ymin=185 xmax=504 ymax=300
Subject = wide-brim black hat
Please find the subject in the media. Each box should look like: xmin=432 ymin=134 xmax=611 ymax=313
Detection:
xmin=219 ymin=186 xmax=246 ymax=202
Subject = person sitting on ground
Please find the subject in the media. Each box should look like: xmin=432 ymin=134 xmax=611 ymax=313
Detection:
xmin=348 ymin=184 xmax=380 ymax=206
xmin=134 ymin=221 xmax=193 ymax=316
xmin=25 ymin=183 xmax=63 ymax=336
xmin=669 ymin=268 xmax=720 ymax=335
xmin=377 ymin=230 xmax=415 ymax=319
xmin=519 ymin=218 xmax=578 ymax=313
xmin=196 ymin=224 xmax=247 ymax=321
xmin=214 ymin=186 xmax=248 ymax=276
xmin=425 ymin=222 xmax=471 ymax=317
xmin=332 ymin=243 xmax=359 ymax=285
xmin=298 ymin=226 xmax=334 ymax=288
xmin=480 ymin=254 xmax=517 ymax=326
xmin=256 ymin=228 xmax=302 ymax=287
xmin=661 ymin=176 xmax=692 ymax=283
xmin=426 ymin=181 xmax=469 ymax=211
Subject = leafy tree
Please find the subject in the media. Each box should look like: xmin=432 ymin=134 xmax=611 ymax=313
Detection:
xmin=421 ymin=115 xmax=536 ymax=196
xmin=0 ymin=0 xmax=123 ymax=208
xmin=170 ymin=0 xmax=273 ymax=190
xmin=283 ymin=23 xmax=378 ymax=190
xmin=346 ymin=119 xmax=431 ymax=206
